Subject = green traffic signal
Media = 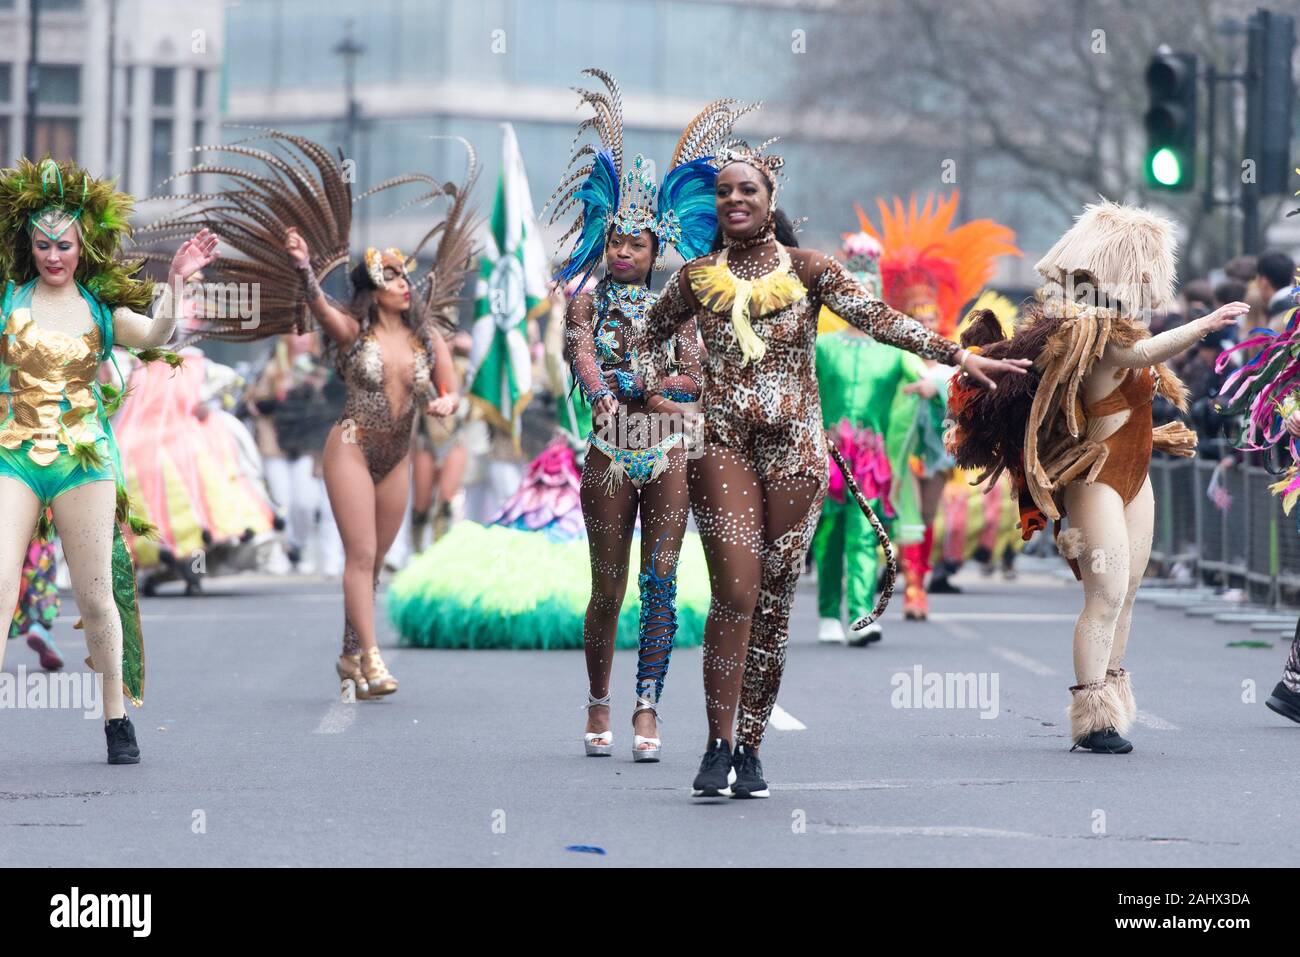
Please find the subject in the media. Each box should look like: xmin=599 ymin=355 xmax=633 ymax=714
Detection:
xmin=1150 ymin=147 xmax=1183 ymax=186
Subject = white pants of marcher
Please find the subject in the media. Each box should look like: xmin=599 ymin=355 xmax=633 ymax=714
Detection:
xmin=317 ymin=477 xmax=344 ymax=576
xmin=464 ymin=459 xmax=524 ymax=524
xmin=264 ymin=455 xmax=317 ymax=554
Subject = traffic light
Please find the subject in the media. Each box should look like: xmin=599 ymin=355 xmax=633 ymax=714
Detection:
xmin=1144 ymin=51 xmax=1198 ymax=191
xmin=1244 ymin=9 xmax=1295 ymax=196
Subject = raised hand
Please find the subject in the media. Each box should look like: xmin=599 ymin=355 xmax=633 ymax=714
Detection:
xmin=1202 ymin=301 xmax=1250 ymax=332
xmin=170 ymin=228 xmax=219 ymax=282
xmin=959 ymin=351 xmax=1033 ymax=391
xmin=285 ymin=227 xmax=311 ymax=269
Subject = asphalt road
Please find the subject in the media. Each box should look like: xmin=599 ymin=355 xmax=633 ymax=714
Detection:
xmin=1 ymin=556 xmax=1296 ymax=867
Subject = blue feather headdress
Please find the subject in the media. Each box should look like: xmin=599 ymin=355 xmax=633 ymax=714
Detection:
xmin=546 ymin=69 xmax=759 ymax=282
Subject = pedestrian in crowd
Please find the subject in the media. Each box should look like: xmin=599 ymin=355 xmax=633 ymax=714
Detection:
xmin=1256 ymin=250 xmax=1298 ymax=327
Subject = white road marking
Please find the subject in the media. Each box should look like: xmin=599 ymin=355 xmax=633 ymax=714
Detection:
xmin=313 ymin=703 xmax=356 ymax=734
xmin=1134 ymin=710 xmax=1179 ymax=731
xmin=929 ymin=613 xmax=1077 ymax=622
xmin=989 ymin=646 xmax=1058 ymax=676
xmin=768 ymin=705 xmax=806 ymax=731
xmin=812 ymin=824 xmax=1039 ymax=839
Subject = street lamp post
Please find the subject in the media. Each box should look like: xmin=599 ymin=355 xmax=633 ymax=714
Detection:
xmin=24 ymin=0 xmax=41 ymax=158
xmin=333 ymin=20 xmax=365 ymax=243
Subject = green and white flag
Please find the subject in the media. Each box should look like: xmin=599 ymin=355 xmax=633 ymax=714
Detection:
xmin=467 ymin=123 xmax=549 ymax=445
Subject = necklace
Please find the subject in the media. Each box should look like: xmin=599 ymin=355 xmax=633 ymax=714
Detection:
xmin=594 ymin=280 xmax=654 ymax=366
xmin=689 ymin=243 xmax=807 ymax=366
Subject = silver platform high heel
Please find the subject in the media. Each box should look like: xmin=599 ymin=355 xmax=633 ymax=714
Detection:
xmin=631 ymin=693 xmax=661 ymax=763
xmin=583 ymin=691 xmax=613 ymax=756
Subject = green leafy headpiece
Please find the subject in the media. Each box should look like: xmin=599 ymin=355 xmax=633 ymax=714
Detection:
xmin=0 ymin=156 xmax=153 ymax=311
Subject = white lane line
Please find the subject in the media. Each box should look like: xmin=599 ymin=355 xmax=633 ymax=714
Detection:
xmin=929 ymin=613 xmax=1077 ymax=622
xmin=937 ymin=620 xmax=980 ymax=641
xmin=989 ymin=646 xmax=1058 ymax=677
xmin=811 ymin=824 xmax=1039 ymax=839
xmin=768 ymin=704 xmax=807 ymax=731
xmin=314 ymin=702 xmax=356 ymax=734
xmin=1134 ymin=710 xmax=1180 ymax=731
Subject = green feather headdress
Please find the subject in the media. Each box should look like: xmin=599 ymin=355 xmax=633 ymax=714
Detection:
xmin=0 ymin=156 xmax=154 ymax=312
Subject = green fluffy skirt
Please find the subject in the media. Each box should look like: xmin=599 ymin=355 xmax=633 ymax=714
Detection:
xmin=388 ymin=522 xmax=711 ymax=650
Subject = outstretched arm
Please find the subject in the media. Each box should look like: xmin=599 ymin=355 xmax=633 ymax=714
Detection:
xmin=811 ymin=254 xmax=1031 ymax=390
xmin=115 ymin=228 xmax=220 ymax=349
xmin=1103 ymin=302 xmax=1248 ymax=368
xmin=286 ymin=227 xmax=360 ymax=348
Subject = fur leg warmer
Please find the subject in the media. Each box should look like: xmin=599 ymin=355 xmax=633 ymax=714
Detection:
xmin=1068 ymin=679 xmax=1130 ymax=741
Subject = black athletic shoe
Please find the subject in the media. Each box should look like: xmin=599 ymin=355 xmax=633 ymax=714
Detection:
xmin=1070 ymin=726 xmax=1133 ymax=754
xmin=730 ymin=744 xmax=770 ymax=799
xmin=928 ymin=572 xmax=963 ymax=595
xmin=105 ymin=716 xmax=141 ymax=765
xmin=691 ymin=738 xmax=735 ymax=798
xmin=1265 ymin=682 xmax=1300 ymax=724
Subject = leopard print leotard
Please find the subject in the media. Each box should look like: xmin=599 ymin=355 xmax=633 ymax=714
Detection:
xmin=336 ymin=330 xmax=432 ymax=483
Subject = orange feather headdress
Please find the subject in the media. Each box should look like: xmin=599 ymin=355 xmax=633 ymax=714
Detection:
xmin=857 ymin=192 xmax=1020 ymax=339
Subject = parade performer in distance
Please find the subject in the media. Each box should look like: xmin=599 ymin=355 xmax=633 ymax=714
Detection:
xmin=858 ymin=194 xmax=1021 ymax=619
xmin=812 ymin=229 xmax=916 ymax=646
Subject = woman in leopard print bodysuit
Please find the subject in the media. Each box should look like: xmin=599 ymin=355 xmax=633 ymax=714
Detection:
xmin=641 ymin=147 xmax=1031 ymax=798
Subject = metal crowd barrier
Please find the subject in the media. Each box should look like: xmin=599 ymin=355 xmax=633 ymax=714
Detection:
xmin=1148 ymin=451 xmax=1300 ymax=606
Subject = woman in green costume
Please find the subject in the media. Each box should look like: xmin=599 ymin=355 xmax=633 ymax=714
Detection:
xmin=812 ymin=230 xmax=926 ymax=646
xmin=0 ymin=157 xmax=215 ymax=764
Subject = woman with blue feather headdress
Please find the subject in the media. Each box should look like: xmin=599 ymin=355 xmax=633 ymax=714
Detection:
xmin=547 ymin=69 xmax=757 ymax=762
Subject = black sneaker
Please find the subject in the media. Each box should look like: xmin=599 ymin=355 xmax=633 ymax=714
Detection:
xmin=1070 ymin=726 xmax=1133 ymax=754
xmin=1265 ymin=682 xmax=1300 ymax=724
xmin=731 ymin=744 xmax=770 ymax=799
xmin=105 ymin=716 xmax=141 ymax=765
xmin=691 ymin=738 xmax=735 ymax=798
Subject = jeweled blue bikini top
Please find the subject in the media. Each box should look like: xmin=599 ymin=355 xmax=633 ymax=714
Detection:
xmin=593 ymin=280 xmax=656 ymax=368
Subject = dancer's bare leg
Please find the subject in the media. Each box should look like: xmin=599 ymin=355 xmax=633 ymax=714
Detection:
xmin=579 ymin=446 xmax=638 ymax=743
xmin=50 ymin=481 xmax=123 ymax=718
xmin=323 ymin=427 xmax=378 ymax=655
xmin=0 ymin=477 xmax=42 ymax=675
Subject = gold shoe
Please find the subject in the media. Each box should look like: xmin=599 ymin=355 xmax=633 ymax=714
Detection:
xmin=336 ymin=655 xmax=374 ymax=700
xmin=360 ymin=648 xmax=398 ymax=696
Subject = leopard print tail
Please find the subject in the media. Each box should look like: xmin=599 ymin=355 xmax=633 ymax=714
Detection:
xmin=827 ymin=440 xmax=896 ymax=628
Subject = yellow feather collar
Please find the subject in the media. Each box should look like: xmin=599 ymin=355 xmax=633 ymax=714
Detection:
xmin=689 ymin=245 xmax=807 ymax=365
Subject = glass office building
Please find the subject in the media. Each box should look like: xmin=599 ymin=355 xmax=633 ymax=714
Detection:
xmin=222 ymin=0 xmax=1045 ymax=280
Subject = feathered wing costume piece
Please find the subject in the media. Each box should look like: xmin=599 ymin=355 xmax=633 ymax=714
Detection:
xmin=545 ymin=68 xmax=629 ymax=285
xmin=546 ymin=68 xmax=758 ymax=280
xmin=657 ymin=97 xmax=760 ymax=263
xmin=135 ymin=128 xmax=363 ymax=341
xmin=945 ymin=202 xmax=1192 ymax=536
xmin=402 ymin=137 xmax=484 ymax=339
xmin=1217 ymin=305 xmax=1300 ymax=511
xmin=858 ymin=192 xmax=1020 ymax=339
